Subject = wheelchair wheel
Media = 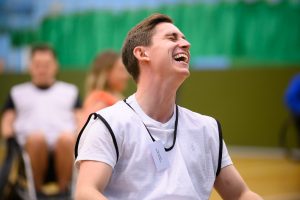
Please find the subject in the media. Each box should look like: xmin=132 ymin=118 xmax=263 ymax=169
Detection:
xmin=0 ymin=138 xmax=37 ymax=200
xmin=0 ymin=138 xmax=74 ymax=200
xmin=0 ymin=138 xmax=23 ymax=199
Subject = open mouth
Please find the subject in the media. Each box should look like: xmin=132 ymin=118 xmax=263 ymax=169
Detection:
xmin=173 ymin=53 xmax=189 ymax=64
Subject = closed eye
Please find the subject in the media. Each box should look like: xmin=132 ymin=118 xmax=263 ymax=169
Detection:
xmin=166 ymin=33 xmax=178 ymax=41
xmin=168 ymin=36 xmax=176 ymax=41
xmin=166 ymin=32 xmax=187 ymax=43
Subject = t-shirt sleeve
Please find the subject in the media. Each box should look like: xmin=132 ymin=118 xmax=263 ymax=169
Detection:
xmin=220 ymin=141 xmax=232 ymax=169
xmin=1 ymin=93 xmax=15 ymax=113
xmin=210 ymin=117 xmax=232 ymax=172
xmin=75 ymin=117 xmax=117 ymax=169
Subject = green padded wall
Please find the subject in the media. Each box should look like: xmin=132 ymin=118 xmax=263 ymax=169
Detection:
xmin=11 ymin=2 xmax=300 ymax=68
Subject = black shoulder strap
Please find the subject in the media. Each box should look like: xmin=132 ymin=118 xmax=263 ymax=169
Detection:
xmin=74 ymin=113 xmax=119 ymax=162
xmin=95 ymin=113 xmax=119 ymax=161
xmin=216 ymin=120 xmax=223 ymax=177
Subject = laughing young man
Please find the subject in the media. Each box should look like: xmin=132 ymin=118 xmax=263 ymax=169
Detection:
xmin=75 ymin=13 xmax=263 ymax=200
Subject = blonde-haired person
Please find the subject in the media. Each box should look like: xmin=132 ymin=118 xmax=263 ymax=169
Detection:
xmin=81 ymin=50 xmax=129 ymax=126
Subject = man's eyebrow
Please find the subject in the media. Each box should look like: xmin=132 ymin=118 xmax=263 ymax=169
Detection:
xmin=165 ymin=32 xmax=186 ymax=39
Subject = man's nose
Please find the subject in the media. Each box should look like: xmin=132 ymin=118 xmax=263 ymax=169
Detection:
xmin=179 ymin=38 xmax=191 ymax=50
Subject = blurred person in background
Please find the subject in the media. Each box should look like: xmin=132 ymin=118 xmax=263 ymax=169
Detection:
xmin=1 ymin=44 xmax=81 ymax=197
xmin=75 ymin=13 xmax=262 ymax=200
xmin=0 ymin=59 xmax=4 ymax=74
xmin=285 ymin=73 xmax=300 ymax=146
xmin=80 ymin=50 xmax=129 ymax=126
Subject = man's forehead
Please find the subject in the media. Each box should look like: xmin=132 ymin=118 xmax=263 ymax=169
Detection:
xmin=32 ymin=51 xmax=55 ymax=60
xmin=154 ymin=22 xmax=184 ymax=37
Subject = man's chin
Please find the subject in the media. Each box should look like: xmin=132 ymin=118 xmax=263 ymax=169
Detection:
xmin=178 ymin=67 xmax=190 ymax=77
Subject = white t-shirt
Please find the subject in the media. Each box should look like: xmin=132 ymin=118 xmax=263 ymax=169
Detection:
xmin=11 ymin=81 xmax=79 ymax=149
xmin=76 ymin=94 xmax=232 ymax=200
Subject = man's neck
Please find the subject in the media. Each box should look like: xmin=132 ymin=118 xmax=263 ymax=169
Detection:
xmin=135 ymin=80 xmax=177 ymax=123
xmin=33 ymin=82 xmax=55 ymax=90
xmin=32 ymin=79 xmax=56 ymax=89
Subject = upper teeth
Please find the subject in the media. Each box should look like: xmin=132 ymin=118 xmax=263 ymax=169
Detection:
xmin=174 ymin=53 xmax=188 ymax=61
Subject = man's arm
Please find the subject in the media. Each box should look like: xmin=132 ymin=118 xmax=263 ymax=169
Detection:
xmin=214 ymin=165 xmax=263 ymax=200
xmin=75 ymin=160 xmax=112 ymax=200
xmin=1 ymin=109 xmax=16 ymax=138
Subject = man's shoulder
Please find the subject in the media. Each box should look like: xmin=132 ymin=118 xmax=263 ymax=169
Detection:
xmin=12 ymin=82 xmax=31 ymax=89
xmin=55 ymin=81 xmax=78 ymax=91
xmin=97 ymin=100 xmax=134 ymax=121
xmin=53 ymin=81 xmax=79 ymax=98
xmin=178 ymin=106 xmax=220 ymax=140
xmin=178 ymin=105 xmax=217 ymax=125
xmin=98 ymin=100 xmax=127 ymax=113
xmin=11 ymin=82 xmax=33 ymax=93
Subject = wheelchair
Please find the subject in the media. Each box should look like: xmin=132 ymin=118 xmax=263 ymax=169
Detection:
xmin=0 ymin=137 xmax=76 ymax=200
xmin=279 ymin=115 xmax=300 ymax=160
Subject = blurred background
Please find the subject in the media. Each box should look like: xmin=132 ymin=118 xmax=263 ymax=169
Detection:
xmin=0 ymin=0 xmax=300 ymax=199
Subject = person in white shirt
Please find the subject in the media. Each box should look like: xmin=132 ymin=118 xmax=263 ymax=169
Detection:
xmin=74 ymin=13 xmax=263 ymax=200
xmin=1 ymin=44 xmax=81 ymax=197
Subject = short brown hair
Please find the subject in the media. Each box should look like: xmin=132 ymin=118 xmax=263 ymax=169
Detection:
xmin=122 ymin=13 xmax=173 ymax=82
xmin=31 ymin=43 xmax=57 ymax=59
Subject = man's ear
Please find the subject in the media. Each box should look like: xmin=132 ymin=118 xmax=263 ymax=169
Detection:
xmin=133 ymin=46 xmax=150 ymax=62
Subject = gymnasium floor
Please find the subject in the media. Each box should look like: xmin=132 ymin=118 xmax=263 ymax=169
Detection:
xmin=210 ymin=147 xmax=300 ymax=200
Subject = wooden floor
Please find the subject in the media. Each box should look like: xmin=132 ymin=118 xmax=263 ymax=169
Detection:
xmin=210 ymin=147 xmax=300 ymax=200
